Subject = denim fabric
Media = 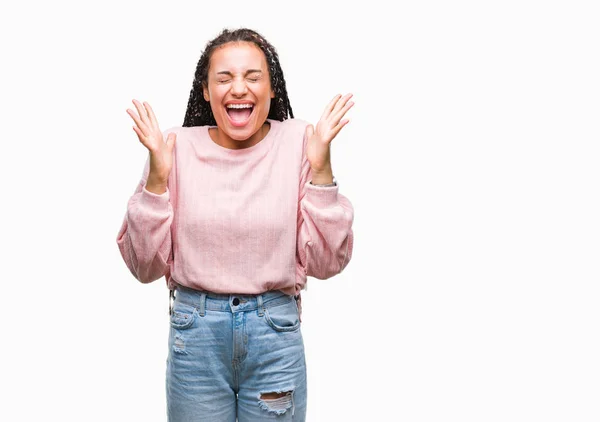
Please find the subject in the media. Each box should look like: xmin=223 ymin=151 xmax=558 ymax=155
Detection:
xmin=166 ymin=285 xmax=307 ymax=421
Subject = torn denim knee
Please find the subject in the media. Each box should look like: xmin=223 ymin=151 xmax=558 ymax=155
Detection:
xmin=258 ymin=390 xmax=295 ymax=416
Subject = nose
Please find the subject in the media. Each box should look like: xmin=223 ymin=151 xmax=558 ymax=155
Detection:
xmin=231 ymin=77 xmax=248 ymax=96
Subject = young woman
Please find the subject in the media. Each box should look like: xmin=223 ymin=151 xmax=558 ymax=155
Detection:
xmin=117 ymin=27 xmax=354 ymax=421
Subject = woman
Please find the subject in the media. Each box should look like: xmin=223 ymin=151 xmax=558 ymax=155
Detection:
xmin=117 ymin=27 xmax=354 ymax=421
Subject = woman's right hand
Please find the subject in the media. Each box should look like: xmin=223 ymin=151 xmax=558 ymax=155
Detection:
xmin=127 ymin=99 xmax=176 ymax=193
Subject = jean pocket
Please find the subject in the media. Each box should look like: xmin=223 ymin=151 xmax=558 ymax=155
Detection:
xmin=170 ymin=303 xmax=197 ymax=330
xmin=264 ymin=297 xmax=300 ymax=332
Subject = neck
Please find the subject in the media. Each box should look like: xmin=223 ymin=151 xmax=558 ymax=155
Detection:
xmin=211 ymin=122 xmax=270 ymax=150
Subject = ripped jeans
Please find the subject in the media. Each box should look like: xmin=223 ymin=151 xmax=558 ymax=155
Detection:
xmin=166 ymin=284 xmax=307 ymax=421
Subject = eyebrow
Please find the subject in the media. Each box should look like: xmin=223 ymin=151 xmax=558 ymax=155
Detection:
xmin=216 ymin=69 xmax=263 ymax=76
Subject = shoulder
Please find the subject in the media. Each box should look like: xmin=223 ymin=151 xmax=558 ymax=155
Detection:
xmin=161 ymin=125 xmax=204 ymax=138
xmin=270 ymin=118 xmax=310 ymax=146
xmin=161 ymin=125 xmax=206 ymax=150
xmin=273 ymin=117 xmax=310 ymax=133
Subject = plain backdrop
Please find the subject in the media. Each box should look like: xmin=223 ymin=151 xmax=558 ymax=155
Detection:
xmin=1 ymin=0 xmax=599 ymax=421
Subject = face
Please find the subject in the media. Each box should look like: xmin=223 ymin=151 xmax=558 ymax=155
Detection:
xmin=203 ymin=41 xmax=275 ymax=146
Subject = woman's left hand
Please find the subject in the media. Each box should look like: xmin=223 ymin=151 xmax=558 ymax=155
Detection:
xmin=305 ymin=93 xmax=354 ymax=175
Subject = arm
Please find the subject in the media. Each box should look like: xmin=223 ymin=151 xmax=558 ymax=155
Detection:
xmin=118 ymin=99 xmax=176 ymax=283
xmin=116 ymin=157 xmax=174 ymax=283
xmin=296 ymin=132 xmax=354 ymax=280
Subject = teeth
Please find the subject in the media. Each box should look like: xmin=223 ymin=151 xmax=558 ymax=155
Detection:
xmin=226 ymin=104 xmax=253 ymax=109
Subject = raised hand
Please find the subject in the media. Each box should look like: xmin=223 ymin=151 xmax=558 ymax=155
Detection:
xmin=126 ymin=99 xmax=176 ymax=193
xmin=305 ymin=93 xmax=354 ymax=175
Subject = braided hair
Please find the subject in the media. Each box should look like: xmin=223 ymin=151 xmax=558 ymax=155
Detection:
xmin=183 ymin=28 xmax=294 ymax=127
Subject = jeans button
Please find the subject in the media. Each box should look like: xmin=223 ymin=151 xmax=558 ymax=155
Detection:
xmin=232 ymin=297 xmax=240 ymax=306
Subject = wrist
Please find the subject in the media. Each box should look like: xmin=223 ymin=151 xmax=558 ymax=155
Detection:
xmin=145 ymin=175 xmax=168 ymax=194
xmin=310 ymin=166 xmax=333 ymax=185
xmin=310 ymin=176 xmax=337 ymax=187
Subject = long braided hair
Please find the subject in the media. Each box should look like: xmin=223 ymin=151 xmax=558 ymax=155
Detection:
xmin=183 ymin=28 xmax=294 ymax=127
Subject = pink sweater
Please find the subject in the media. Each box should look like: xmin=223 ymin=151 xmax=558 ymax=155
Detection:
xmin=116 ymin=118 xmax=354 ymax=296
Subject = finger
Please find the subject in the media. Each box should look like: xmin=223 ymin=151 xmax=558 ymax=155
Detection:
xmin=126 ymin=108 xmax=150 ymax=137
xmin=329 ymin=93 xmax=353 ymax=118
xmin=304 ymin=124 xmax=314 ymax=141
xmin=132 ymin=125 xmax=148 ymax=146
xmin=329 ymin=119 xmax=351 ymax=141
xmin=320 ymin=94 xmax=342 ymax=120
xmin=132 ymin=99 xmax=150 ymax=126
xmin=330 ymin=100 xmax=354 ymax=126
xmin=165 ymin=132 xmax=177 ymax=152
xmin=144 ymin=101 xmax=159 ymax=130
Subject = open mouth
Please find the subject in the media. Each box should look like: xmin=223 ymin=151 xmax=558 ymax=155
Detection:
xmin=226 ymin=103 xmax=254 ymax=126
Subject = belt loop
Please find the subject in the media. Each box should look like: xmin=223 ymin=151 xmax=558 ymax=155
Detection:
xmin=257 ymin=294 xmax=264 ymax=317
xmin=295 ymin=293 xmax=302 ymax=323
xmin=198 ymin=292 xmax=206 ymax=317
xmin=169 ymin=289 xmax=175 ymax=316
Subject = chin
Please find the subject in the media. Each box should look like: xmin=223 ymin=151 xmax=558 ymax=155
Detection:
xmin=220 ymin=119 xmax=257 ymax=139
xmin=228 ymin=129 xmax=257 ymax=141
xmin=220 ymin=111 xmax=268 ymax=140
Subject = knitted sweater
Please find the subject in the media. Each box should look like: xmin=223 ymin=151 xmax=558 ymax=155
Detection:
xmin=116 ymin=118 xmax=354 ymax=296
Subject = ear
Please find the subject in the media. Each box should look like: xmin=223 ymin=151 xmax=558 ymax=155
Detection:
xmin=203 ymin=82 xmax=210 ymax=102
xmin=270 ymin=89 xmax=275 ymax=99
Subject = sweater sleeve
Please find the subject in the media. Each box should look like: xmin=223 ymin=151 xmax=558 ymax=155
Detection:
xmin=116 ymin=157 xmax=173 ymax=283
xmin=296 ymin=131 xmax=354 ymax=282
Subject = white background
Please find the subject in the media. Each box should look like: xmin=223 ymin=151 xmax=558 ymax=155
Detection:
xmin=1 ymin=0 xmax=599 ymax=421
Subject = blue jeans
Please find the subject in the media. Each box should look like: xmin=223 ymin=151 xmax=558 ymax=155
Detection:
xmin=166 ymin=285 xmax=307 ymax=421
